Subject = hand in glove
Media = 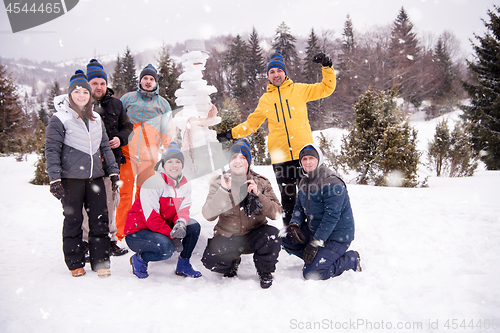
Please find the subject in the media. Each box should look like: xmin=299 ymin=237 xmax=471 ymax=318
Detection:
xmin=50 ymin=180 xmax=64 ymax=200
xmin=109 ymin=174 xmax=120 ymax=193
xmin=243 ymin=192 xmax=263 ymax=217
xmin=313 ymin=53 xmax=332 ymax=67
xmin=286 ymin=223 xmax=306 ymax=245
xmin=216 ymin=129 xmax=233 ymax=143
xmin=170 ymin=220 xmax=187 ymax=239
xmin=303 ymin=239 xmax=324 ymax=265
xmin=172 ymin=238 xmax=183 ymax=253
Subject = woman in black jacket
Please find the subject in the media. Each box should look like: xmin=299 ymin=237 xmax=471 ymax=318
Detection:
xmin=45 ymin=70 xmax=120 ymax=278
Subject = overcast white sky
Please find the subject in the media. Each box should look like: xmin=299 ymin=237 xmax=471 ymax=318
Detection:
xmin=0 ymin=0 xmax=496 ymax=62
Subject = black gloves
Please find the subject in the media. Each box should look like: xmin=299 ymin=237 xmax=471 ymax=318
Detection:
xmin=286 ymin=223 xmax=306 ymax=245
xmin=243 ymin=192 xmax=263 ymax=217
xmin=303 ymin=240 xmax=321 ymax=265
xmin=313 ymin=53 xmax=332 ymax=67
xmin=110 ymin=174 xmax=120 ymax=192
xmin=50 ymin=180 xmax=64 ymax=200
xmin=216 ymin=129 xmax=233 ymax=143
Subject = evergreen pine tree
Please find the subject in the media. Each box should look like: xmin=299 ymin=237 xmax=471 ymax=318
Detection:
xmin=461 ymin=5 xmax=500 ymax=170
xmin=318 ymin=132 xmax=339 ymax=172
xmin=30 ymin=120 xmax=50 ymax=185
xmin=427 ymin=119 xmax=451 ymax=176
xmin=375 ymin=121 xmax=420 ymax=187
xmin=111 ymin=54 xmax=124 ymax=97
xmin=38 ymin=105 xmax=49 ymax=126
xmin=433 ymin=37 xmax=454 ymax=102
xmin=122 ymin=47 xmax=138 ymax=93
xmin=225 ymin=35 xmax=249 ymax=107
xmin=448 ymin=122 xmax=478 ymax=177
xmin=245 ymin=27 xmax=266 ymax=109
xmin=157 ymin=44 xmax=181 ymax=109
xmin=47 ymin=80 xmax=61 ymax=116
xmin=303 ymin=28 xmax=323 ymax=129
xmin=248 ymin=127 xmax=270 ymax=165
xmin=389 ymin=7 xmax=422 ymax=106
xmin=212 ymin=95 xmax=241 ymax=151
xmin=0 ymin=62 xmax=29 ymax=154
xmin=340 ymin=87 xmax=420 ymax=186
xmin=272 ymin=22 xmax=301 ymax=80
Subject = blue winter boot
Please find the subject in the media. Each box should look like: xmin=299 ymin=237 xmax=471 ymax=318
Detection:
xmin=175 ymin=257 xmax=202 ymax=278
xmin=130 ymin=253 xmax=148 ymax=279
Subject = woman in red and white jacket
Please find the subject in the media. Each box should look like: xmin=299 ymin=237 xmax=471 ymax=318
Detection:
xmin=124 ymin=142 xmax=201 ymax=279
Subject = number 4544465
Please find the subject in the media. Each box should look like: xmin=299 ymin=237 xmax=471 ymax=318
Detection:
xmin=6 ymin=2 xmax=62 ymax=14
xmin=444 ymin=319 xmax=498 ymax=330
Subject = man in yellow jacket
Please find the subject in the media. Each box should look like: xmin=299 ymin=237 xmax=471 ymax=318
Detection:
xmin=217 ymin=51 xmax=336 ymax=226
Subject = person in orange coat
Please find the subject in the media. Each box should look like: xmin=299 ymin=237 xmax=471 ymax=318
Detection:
xmin=115 ymin=64 xmax=172 ymax=240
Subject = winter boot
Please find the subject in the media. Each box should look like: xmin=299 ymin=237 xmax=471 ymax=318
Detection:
xmin=71 ymin=267 xmax=86 ymax=277
xmin=258 ymin=271 xmax=273 ymax=289
xmin=110 ymin=241 xmax=128 ymax=256
xmin=175 ymin=257 xmax=202 ymax=278
xmin=355 ymin=251 xmax=362 ymax=272
xmin=97 ymin=268 xmax=111 ymax=277
xmin=223 ymin=257 xmax=241 ymax=278
xmin=130 ymin=253 xmax=148 ymax=279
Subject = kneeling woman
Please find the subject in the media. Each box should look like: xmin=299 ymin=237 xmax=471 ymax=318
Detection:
xmin=124 ymin=142 xmax=202 ymax=279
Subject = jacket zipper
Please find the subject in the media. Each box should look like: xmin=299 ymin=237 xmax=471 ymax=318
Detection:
xmin=80 ymin=117 xmax=94 ymax=179
xmin=136 ymin=123 xmax=144 ymax=162
xmin=277 ymin=87 xmax=293 ymax=160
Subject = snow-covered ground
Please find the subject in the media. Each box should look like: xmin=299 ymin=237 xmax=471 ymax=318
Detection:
xmin=1 ymin=111 xmax=499 ymax=332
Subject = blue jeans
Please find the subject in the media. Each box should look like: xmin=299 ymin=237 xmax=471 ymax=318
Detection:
xmin=125 ymin=219 xmax=200 ymax=262
xmin=282 ymin=223 xmax=358 ymax=280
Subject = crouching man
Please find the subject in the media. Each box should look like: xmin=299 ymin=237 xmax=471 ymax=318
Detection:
xmin=201 ymin=139 xmax=282 ymax=288
xmin=282 ymin=144 xmax=362 ymax=280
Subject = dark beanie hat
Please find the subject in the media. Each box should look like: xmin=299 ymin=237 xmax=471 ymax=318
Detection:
xmin=68 ymin=70 xmax=92 ymax=95
xmin=86 ymin=59 xmax=107 ymax=82
xmin=229 ymin=139 xmax=252 ymax=166
xmin=161 ymin=142 xmax=184 ymax=167
xmin=267 ymin=51 xmax=287 ymax=75
xmin=140 ymin=64 xmax=158 ymax=82
xmin=299 ymin=145 xmax=320 ymax=161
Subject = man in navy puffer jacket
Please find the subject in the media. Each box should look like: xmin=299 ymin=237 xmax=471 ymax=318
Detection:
xmin=282 ymin=143 xmax=362 ymax=280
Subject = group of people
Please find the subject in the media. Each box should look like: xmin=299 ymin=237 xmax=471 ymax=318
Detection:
xmin=45 ymin=50 xmax=362 ymax=288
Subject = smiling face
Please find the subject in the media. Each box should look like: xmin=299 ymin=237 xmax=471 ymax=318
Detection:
xmin=301 ymin=155 xmax=319 ymax=173
xmin=163 ymin=158 xmax=183 ymax=179
xmin=140 ymin=75 xmax=157 ymax=91
xmin=229 ymin=152 xmax=249 ymax=175
xmin=89 ymin=77 xmax=107 ymax=100
xmin=268 ymin=67 xmax=286 ymax=87
xmin=70 ymin=87 xmax=90 ymax=109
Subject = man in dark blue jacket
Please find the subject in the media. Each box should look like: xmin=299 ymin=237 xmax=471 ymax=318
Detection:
xmin=282 ymin=143 xmax=362 ymax=280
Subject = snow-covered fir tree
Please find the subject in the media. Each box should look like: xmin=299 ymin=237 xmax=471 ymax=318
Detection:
xmin=461 ymin=5 xmax=500 ymax=170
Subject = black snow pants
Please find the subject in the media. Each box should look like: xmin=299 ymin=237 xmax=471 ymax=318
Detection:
xmin=202 ymin=224 xmax=282 ymax=275
xmin=61 ymin=177 xmax=110 ymax=271
xmin=272 ymin=159 xmax=302 ymax=226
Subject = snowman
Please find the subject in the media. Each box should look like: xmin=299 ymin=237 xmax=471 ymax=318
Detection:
xmin=170 ymin=39 xmax=225 ymax=179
